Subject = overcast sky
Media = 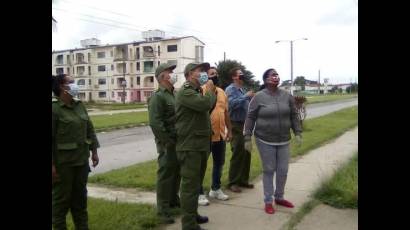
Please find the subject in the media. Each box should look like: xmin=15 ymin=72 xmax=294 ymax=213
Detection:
xmin=52 ymin=0 xmax=358 ymax=84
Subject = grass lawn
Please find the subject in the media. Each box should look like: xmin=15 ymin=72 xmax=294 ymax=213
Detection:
xmin=85 ymin=102 xmax=147 ymax=111
xmin=90 ymin=111 xmax=149 ymax=132
xmin=314 ymin=153 xmax=358 ymax=209
xmin=89 ymin=106 xmax=358 ymax=191
xmin=283 ymin=152 xmax=358 ymax=230
xmin=65 ymin=197 xmax=159 ymax=230
xmin=305 ymin=94 xmax=357 ymax=104
xmin=88 ymin=94 xmax=357 ymax=133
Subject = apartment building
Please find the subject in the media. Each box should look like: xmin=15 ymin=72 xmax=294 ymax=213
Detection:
xmin=52 ymin=30 xmax=205 ymax=102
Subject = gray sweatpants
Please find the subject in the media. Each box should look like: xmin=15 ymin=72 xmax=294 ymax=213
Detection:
xmin=255 ymin=138 xmax=290 ymax=204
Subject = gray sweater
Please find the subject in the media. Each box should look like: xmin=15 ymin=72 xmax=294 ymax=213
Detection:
xmin=243 ymin=88 xmax=302 ymax=142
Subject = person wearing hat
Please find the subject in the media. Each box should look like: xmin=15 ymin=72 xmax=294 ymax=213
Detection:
xmin=225 ymin=67 xmax=255 ymax=193
xmin=175 ymin=62 xmax=216 ymax=230
xmin=148 ymin=63 xmax=180 ymax=224
xmin=243 ymin=68 xmax=302 ymax=214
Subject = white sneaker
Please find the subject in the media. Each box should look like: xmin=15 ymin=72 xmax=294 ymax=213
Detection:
xmin=198 ymin=194 xmax=210 ymax=206
xmin=209 ymin=189 xmax=229 ymax=201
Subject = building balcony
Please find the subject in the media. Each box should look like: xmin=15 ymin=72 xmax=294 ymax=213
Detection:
xmin=74 ymin=61 xmax=88 ymax=65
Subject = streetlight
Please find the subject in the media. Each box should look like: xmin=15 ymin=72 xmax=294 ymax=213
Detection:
xmin=275 ymin=38 xmax=308 ymax=95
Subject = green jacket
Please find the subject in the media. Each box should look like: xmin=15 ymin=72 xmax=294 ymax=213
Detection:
xmin=175 ymin=81 xmax=216 ymax=152
xmin=52 ymin=97 xmax=100 ymax=166
xmin=148 ymin=85 xmax=177 ymax=145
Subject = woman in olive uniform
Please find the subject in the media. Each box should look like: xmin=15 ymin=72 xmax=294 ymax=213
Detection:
xmin=52 ymin=74 xmax=100 ymax=230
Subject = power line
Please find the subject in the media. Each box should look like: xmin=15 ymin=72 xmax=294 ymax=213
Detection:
xmin=56 ymin=0 xmax=220 ymax=43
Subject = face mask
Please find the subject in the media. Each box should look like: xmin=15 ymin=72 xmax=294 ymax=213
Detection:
xmin=210 ymin=77 xmax=219 ymax=86
xmin=66 ymin=83 xmax=79 ymax=97
xmin=198 ymin=72 xmax=209 ymax=86
xmin=169 ymin=73 xmax=178 ymax=85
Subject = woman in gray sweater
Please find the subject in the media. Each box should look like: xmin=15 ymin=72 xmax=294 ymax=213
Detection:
xmin=243 ymin=68 xmax=302 ymax=214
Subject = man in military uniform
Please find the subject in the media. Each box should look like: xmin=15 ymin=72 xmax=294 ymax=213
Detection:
xmin=148 ymin=63 xmax=180 ymax=224
xmin=175 ymin=62 xmax=216 ymax=230
xmin=52 ymin=74 xmax=100 ymax=230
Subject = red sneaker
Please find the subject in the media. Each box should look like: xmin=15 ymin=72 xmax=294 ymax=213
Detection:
xmin=275 ymin=199 xmax=294 ymax=208
xmin=265 ymin=203 xmax=275 ymax=214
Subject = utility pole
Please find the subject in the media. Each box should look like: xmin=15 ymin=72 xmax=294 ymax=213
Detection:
xmin=224 ymin=52 xmax=226 ymax=62
xmin=318 ymin=69 xmax=321 ymax=94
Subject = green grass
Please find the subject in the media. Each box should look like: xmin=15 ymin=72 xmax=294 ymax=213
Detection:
xmin=305 ymin=94 xmax=357 ymax=104
xmin=89 ymin=106 xmax=358 ymax=191
xmin=282 ymin=153 xmax=358 ymax=229
xmin=85 ymin=102 xmax=147 ymax=111
xmin=88 ymin=95 xmax=356 ymax=133
xmin=90 ymin=112 xmax=149 ymax=132
xmin=281 ymin=199 xmax=322 ymax=230
xmin=290 ymin=106 xmax=358 ymax=158
xmin=65 ymin=197 xmax=159 ymax=230
xmin=314 ymin=153 xmax=358 ymax=209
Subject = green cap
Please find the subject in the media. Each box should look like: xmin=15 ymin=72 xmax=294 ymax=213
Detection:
xmin=184 ymin=62 xmax=210 ymax=76
xmin=155 ymin=63 xmax=177 ymax=78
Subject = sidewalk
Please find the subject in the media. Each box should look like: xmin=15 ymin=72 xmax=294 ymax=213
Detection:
xmin=87 ymin=126 xmax=358 ymax=230
xmin=162 ymin=127 xmax=358 ymax=230
xmin=295 ymin=204 xmax=358 ymax=230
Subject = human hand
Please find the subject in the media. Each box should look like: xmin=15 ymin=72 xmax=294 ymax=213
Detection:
xmin=246 ymin=91 xmax=255 ymax=98
xmin=205 ymin=80 xmax=216 ymax=92
xmin=244 ymin=135 xmax=252 ymax=153
xmin=295 ymin=135 xmax=302 ymax=146
xmin=91 ymin=150 xmax=99 ymax=167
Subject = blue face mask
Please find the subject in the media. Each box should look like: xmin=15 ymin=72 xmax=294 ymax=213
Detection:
xmin=198 ymin=72 xmax=209 ymax=86
xmin=66 ymin=83 xmax=79 ymax=97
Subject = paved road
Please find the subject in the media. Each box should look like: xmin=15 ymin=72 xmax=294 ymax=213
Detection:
xmin=89 ymin=98 xmax=357 ymax=175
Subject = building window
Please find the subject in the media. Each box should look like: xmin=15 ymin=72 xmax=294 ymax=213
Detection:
xmin=73 ymin=67 xmax=75 ymax=75
xmin=150 ymin=76 xmax=154 ymax=83
xmin=195 ymin=46 xmax=204 ymax=63
xmin=117 ymin=92 xmax=127 ymax=97
xmin=144 ymin=61 xmax=154 ymax=73
xmin=97 ymin=52 xmax=106 ymax=58
xmin=110 ymin=51 xmax=113 ymax=57
xmin=56 ymin=68 xmax=64 ymax=75
xmin=111 ymin=78 xmax=114 ymax=84
xmin=136 ymin=62 xmax=140 ymax=71
xmin=137 ymin=77 xmax=140 ymax=85
xmin=67 ymin=68 xmax=70 ymax=74
xmin=89 ymin=79 xmax=92 ymax=85
xmin=98 ymin=92 xmax=106 ymax=98
xmin=98 ymin=78 xmax=106 ymax=85
xmin=88 ymin=66 xmax=91 ymax=75
xmin=78 ymin=93 xmax=86 ymax=100
xmin=88 ymin=53 xmax=91 ymax=62
xmin=56 ymin=55 xmax=63 ymax=65
xmin=158 ymin=46 xmax=160 ymax=56
xmin=167 ymin=45 xmax=177 ymax=52
xmin=158 ymin=61 xmax=160 ymax=66
xmin=111 ymin=64 xmax=114 ymax=71
xmin=136 ymin=48 xmax=140 ymax=59
xmin=167 ymin=60 xmax=177 ymax=66
xmin=98 ymin=65 xmax=106 ymax=72
xmin=77 ymin=79 xmax=85 ymax=85
xmin=144 ymin=91 xmax=153 ymax=98
xmin=112 ymin=91 xmax=115 ymax=98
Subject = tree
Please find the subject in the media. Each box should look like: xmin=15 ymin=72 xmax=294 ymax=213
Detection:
xmin=346 ymin=83 xmax=358 ymax=93
xmin=215 ymin=59 xmax=260 ymax=91
xmin=294 ymin=76 xmax=306 ymax=91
